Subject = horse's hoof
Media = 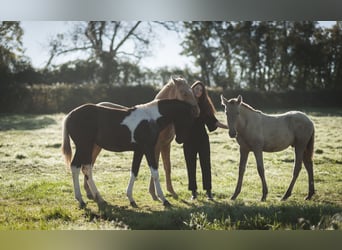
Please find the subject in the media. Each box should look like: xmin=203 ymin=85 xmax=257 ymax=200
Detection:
xmin=79 ymin=201 xmax=86 ymax=209
xmin=163 ymin=200 xmax=172 ymax=207
xmin=167 ymin=189 xmax=178 ymax=199
xmin=281 ymin=194 xmax=289 ymax=201
xmin=97 ymin=200 xmax=107 ymax=209
xmin=130 ymin=201 xmax=138 ymax=208
xmin=230 ymin=196 xmax=237 ymax=201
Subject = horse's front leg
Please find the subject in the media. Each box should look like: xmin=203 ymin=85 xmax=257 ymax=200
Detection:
xmin=253 ymin=150 xmax=268 ymax=201
xmin=71 ymin=165 xmax=86 ymax=208
xmin=161 ymin=142 xmax=178 ymax=198
xmin=127 ymin=150 xmax=144 ymax=207
xmin=145 ymin=149 xmax=171 ymax=207
xmin=231 ymin=147 xmax=249 ymax=200
xmin=148 ymin=146 xmax=160 ymax=201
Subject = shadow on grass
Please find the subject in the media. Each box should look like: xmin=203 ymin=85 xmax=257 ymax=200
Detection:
xmin=81 ymin=199 xmax=342 ymax=230
xmin=0 ymin=114 xmax=56 ymax=131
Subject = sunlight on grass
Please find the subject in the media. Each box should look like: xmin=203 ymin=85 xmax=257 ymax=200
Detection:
xmin=0 ymin=111 xmax=341 ymax=229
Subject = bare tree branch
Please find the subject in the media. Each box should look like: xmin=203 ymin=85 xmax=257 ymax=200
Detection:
xmin=113 ymin=21 xmax=141 ymax=54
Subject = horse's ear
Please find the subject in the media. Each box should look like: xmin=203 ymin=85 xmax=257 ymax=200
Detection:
xmin=220 ymin=94 xmax=228 ymax=105
xmin=237 ymin=95 xmax=243 ymax=104
xmin=173 ymin=76 xmax=184 ymax=86
xmin=170 ymin=76 xmax=178 ymax=85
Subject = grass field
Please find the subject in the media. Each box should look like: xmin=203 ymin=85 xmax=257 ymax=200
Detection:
xmin=0 ymin=109 xmax=341 ymax=230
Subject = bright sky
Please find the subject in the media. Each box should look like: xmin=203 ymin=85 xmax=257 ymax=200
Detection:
xmin=21 ymin=21 xmax=336 ymax=70
xmin=21 ymin=21 xmax=197 ymax=70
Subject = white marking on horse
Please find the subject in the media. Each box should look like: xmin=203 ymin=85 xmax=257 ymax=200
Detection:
xmin=71 ymin=166 xmax=84 ymax=205
xmin=126 ymin=172 xmax=136 ymax=203
xmin=121 ymin=103 xmax=161 ymax=143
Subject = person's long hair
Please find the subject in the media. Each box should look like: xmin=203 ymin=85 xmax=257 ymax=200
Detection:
xmin=191 ymin=81 xmax=216 ymax=117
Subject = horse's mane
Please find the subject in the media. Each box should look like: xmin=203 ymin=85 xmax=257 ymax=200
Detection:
xmin=229 ymin=98 xmax=262 ymax=113
xmin=135 ymin=99 xmax=158 ymax=109
xmin=155 ymin=77 xmax=186 ymax=99
xmin=242 ymin=102 xmax=261 ymax=113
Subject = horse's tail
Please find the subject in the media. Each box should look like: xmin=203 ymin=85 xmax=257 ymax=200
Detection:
xmin=61 ymin=115 xmax=72 ymax=168
xmin=304 ymin=127 xmax=315 ymax=161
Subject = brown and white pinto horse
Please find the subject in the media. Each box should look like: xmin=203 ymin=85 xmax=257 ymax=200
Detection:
xmin=93 ymin=77 xmax=200 ymax=200
xmin=62 ymin=99 xmax=195 ymax=208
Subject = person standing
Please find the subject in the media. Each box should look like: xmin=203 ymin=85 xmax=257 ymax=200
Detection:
xmin=183 ymin=81 xmax=228 ymax=200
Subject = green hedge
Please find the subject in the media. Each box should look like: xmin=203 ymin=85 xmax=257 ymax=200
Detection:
xmin=0 ymin=84 xmax=157 ymax=113
xmin=212 ymin=89 xmax=342 ymax=111
xmin=1 ymin=83 xmax=341 ymax=114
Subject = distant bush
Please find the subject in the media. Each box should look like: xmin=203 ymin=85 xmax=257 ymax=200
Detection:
xmin=1 ymin=83 xmax=341 ymax=113
xmin=210 ymin=88 xmax=342 ymax=111
xmin=0 ymin=83 xmax=157 ymax=113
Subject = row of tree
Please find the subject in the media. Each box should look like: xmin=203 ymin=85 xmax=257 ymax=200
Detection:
xmin=182 ymin=21 xmax=342 ymax=90
xmin=1 ymin=21 xmax=341 ymax=91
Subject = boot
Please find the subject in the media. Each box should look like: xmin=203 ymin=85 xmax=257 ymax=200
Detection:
xmin=206 ymin=190 xmax=213 ymax=201
xmin=191 ymin=190 xmax=198 ymax=200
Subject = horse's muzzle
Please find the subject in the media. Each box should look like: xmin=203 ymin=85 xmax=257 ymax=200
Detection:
xmin=229 ymin=130 xmax=237 ymax=138
xmin=175 ymin=136 xmax=183 ymax=144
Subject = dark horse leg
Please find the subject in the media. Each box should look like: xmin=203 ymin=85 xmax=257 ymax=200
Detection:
xmin=303 ymin=148 xmax=315 ymax=200
xmin=148 ymin=147 xmax=160 ymax=201
xmin=127 ymin=150 xmax=144 ymax=208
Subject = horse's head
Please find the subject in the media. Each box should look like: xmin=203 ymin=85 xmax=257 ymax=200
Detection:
xmin=221 ymin=94 xmax=242 ymax=138
xmin=171 ymin=77 xmax=200 ymax=117
xmin=158 ymin=99 xmax=195 ymax=144
xmin=173 ymin=102 xmax=195 ymax=143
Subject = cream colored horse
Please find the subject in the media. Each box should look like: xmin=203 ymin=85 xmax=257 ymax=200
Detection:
xmin=87 ymin=77 xmax=200 ymax=201
xmin=221 ymin=94 xmax=315 ymax=201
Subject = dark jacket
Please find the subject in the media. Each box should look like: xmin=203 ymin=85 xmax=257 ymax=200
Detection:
xmin=186 ymin=114 xmax=218 ymax=142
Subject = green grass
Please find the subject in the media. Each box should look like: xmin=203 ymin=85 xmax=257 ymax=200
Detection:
xmin=0 ymin=110 xmax=341 ymax=230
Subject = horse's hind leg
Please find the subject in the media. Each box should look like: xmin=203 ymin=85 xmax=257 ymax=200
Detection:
xmin=161 ymin=143 xmax=178 ymax=198
xmin=282 ymin=147 xmax=303 ymax=201
xmin=148 ymin=148 xmax=160 ymax=201
xmin=83 ymin=145 xmax=102 ymax=200
xmin=81 ymin=164 xmax=105 ymax=205
xmin=71 ymin=165 xmax=86 ymax=208
xmin=303 ymin=150 xmax=315 ymax=200
xmin=145 ymin=149 xmax=170 ymax=207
